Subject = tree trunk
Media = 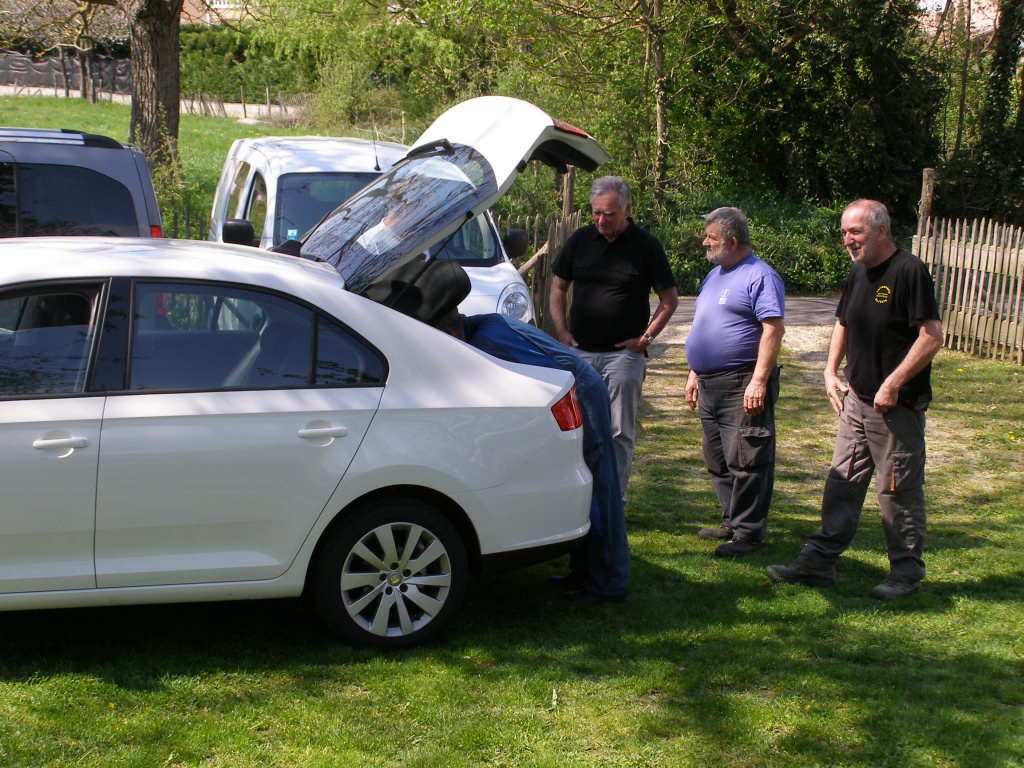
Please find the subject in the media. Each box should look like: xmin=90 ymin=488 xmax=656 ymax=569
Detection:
xmin=652 ymin=14 xmax=669 ymax=208
xmin=978 ymin=0 xmax=1024 ymax=214
xmin=77 ymin=48 xmax=89 ymax=100
xmin=953 ymin=0 xmax=972 ymax=157
xmin=639 ymin=0 xmax=669 ymax=208
xmin=128 ymin=0 xmax=184 ymax=167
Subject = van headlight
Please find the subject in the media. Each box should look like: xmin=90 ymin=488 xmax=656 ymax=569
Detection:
xmin=498 ymin=283 xmax=534 ymax=322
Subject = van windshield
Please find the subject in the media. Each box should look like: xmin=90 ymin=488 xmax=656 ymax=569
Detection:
xmin=274 ymin=172 xmax=374 ymax=246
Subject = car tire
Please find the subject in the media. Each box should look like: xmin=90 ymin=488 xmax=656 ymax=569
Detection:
xmin=311 ymin=496 xmax=468 ymax=649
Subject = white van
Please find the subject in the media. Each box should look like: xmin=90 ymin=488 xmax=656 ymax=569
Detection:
xmin=208 ymin=135 xmax=535 ymax=322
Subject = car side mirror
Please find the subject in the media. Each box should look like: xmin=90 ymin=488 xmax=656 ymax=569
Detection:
xmin=503 ymin=229 xmax=529 ymax=260
xmin=223 ymin=219 xmax=257 ymax=247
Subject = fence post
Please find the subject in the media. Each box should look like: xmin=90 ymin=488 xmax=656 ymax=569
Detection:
xmin=561 ymin=168 xmax=575 ymax=219
xmin=917 ymin=168 xmax=934 ymax=237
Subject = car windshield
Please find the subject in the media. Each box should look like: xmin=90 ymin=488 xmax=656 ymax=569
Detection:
xmin=300 ymin=142 xmax=497 ymax=294
xmin=274 ymin=172 xmax=374 ymax=246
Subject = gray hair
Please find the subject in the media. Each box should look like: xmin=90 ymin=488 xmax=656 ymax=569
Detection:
xmin=844 ymin=199 xmax=891 ymax=233
xmin=589 ymin=176 xmax=631 ymax=208
xmin=703 ymin=207 xmax=751 ymax=247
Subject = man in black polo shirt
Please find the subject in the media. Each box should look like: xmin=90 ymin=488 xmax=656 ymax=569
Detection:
xmin=766 ymin=199 xmax=943 ymax=599
xmin=550 ymin=176 xmax=678 ymax=497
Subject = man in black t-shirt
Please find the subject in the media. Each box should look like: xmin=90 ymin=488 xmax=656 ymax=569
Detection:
xmin=766 ymin=199 xmax=943 ymax=600
xmin=550 ymin=177 xmax=678 ymax=498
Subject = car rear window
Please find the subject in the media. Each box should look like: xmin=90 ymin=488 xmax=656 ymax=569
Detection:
xmin=128 ymin=282 xmax=387 ymax=391
xmin=0 ymin=162 xmax=139 ymax=237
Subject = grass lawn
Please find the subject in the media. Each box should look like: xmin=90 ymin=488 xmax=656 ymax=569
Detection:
xmin=0 ymin=328 xmax=1021 ymax=767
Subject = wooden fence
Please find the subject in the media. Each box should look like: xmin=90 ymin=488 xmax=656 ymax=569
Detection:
xmin=913 ymin=217 xmax=1024 ymax=364
xmin=494 ymin=211 xmax=583 ymax=335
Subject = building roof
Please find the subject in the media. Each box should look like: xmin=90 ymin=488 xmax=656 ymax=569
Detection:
xmin=181 ymin=1 xmax=250 ymax=26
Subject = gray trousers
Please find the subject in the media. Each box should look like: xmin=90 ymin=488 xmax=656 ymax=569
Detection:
xmin=576 ymin=348 xmax=647 ymax=496
xmin=799 ymin=390 xmax=928 ymax=583
xmin=697 ymin=364 xmax=779 ymax=542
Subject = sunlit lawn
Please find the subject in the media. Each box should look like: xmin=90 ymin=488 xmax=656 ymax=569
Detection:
xmin=1 ymin=336 xmax=1021 ymax=767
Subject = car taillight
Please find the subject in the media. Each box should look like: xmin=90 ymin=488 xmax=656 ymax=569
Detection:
xmin=552 ymin=118 xmax=592 ymax=139
xmin=150 ymin=225 xmax=165 ymax=237
xmin=551 ymin=386 xmax=583 ymax=431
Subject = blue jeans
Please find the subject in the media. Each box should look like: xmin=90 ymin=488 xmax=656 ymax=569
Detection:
xmin=569 ymin=364 xmax=630 ymax=597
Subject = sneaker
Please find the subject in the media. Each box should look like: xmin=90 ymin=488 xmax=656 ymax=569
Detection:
xmin=869 ymin=579 xmax=921 ymax=600
xmin=698 ymin=526 xmax=734 ymax=540
xmin=765 ymin=561 xmax=837 ymax=587
xmin=714 ymin=538 xmax=762 ymax=557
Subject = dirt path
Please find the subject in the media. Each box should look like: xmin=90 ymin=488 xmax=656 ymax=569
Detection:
xmin=642 ymin=303 xmax=836 ymax=405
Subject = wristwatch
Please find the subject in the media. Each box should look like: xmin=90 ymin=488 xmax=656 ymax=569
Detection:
xmin=642 ymin=333 xmax=655 ymax=343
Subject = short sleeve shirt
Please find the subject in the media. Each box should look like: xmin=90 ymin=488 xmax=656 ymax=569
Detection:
xmin=685 ymin=253 xmax=785 ymax=374
xmin=552 ymin=220 xmax=676 ymax=352
xmin=837 ymin=249 xmax=940 ymax=408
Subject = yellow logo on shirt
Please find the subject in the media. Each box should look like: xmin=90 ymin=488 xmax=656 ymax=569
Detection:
xmin=875 ymin=286 xmax=891 ymax=305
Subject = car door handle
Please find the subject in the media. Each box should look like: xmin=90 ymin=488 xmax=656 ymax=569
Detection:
xmin=33 ymin=437 xmax=90 ymax=450
xmin=297 ymin=426 xmax=349 ymax=439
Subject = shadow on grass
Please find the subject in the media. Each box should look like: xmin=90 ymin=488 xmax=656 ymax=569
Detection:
xmin=455 ymin=552 xmax=1023 ymax=765
xmin=0 ymin=598 xmax=338 ymax=684
xmin=0 ymin=536 xmax=1020 ymax=765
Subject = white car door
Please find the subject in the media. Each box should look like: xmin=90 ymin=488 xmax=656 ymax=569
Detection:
xmin=0 ymin=285 xmax=104 ymax=592
xmin=94 ymin=281 xmax=385 ymax=588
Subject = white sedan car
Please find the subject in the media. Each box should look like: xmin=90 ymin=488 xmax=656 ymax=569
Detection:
xmin=0 ymin=96 xmax=609 ymax=649
xmin=0 ymin=238 xmax=590 ymax=648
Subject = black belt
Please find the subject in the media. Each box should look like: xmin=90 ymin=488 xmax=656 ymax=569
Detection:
xmin=697 ymin=362 xmax=756 ymax=380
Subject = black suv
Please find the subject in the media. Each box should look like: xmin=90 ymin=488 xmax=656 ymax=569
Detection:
xmin=0 ymin=127 xmax=163 ymax=238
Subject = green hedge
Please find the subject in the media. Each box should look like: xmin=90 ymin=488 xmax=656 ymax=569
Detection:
xmin=179 ymin=24 xmax=316 ymax=102
xmin=646 ymin=194 xmax=849 ymax=296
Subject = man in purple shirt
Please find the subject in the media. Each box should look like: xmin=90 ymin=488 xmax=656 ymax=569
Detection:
xmin=685 ymin=207 xmax=786 ymax=556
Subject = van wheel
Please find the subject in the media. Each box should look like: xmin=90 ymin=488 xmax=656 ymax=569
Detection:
xmin=312 ymin=496 xmax=467 ymax=650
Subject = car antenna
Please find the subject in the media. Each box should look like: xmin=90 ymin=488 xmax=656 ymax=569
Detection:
xmin=372 ymin=132 xmax=381 ymax=172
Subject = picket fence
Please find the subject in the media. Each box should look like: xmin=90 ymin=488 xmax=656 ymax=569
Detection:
xmin=913 ymin=217 xmax=1024 ymax=365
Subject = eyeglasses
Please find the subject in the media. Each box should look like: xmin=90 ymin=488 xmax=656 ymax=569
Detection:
xmin=592 ymin=210 xmax=622 ymax=219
